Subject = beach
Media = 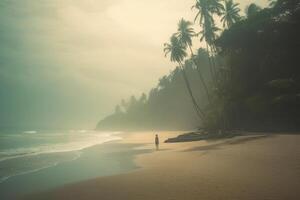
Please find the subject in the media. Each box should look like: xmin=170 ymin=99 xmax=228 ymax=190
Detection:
xmin=23 ymin=132 xmax=300 ymax=200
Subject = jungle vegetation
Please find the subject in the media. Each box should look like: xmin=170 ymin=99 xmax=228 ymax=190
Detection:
xmin=97 ymin=0 xmax=300 ymax=132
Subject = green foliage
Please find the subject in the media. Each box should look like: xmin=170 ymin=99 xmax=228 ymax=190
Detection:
xmin=215 ymin=0 xmax=300 ymax=130
xmin=176 ymin=19 xmax=195 ymax=49
xmin=163 ymin=35 xmax=187 ymax=63
xmin=245 ymin=3 xmax=262 ymax=18
xmin=98 ymin=0 xmax=300 ymax=132
xmin=220 ymin=0 xmax=241 ymax=28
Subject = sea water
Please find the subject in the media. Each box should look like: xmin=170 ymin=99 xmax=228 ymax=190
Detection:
xmin=0 ymin=129 xmax=151 ymax=199
xmin=0 ymin=130 xmax=121 ymax=184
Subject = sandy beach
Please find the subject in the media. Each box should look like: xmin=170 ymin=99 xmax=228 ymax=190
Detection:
xmin=24 ymin=132 xmax=300 ymax=200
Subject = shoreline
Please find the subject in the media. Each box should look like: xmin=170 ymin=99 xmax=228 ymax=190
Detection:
xmin=23 ymin=131 xmax=300 ymax=200
xmin=0 ymin=134 xmax=152 ymax=200
xmin=0 ymin=130 xmax=123 ymax=185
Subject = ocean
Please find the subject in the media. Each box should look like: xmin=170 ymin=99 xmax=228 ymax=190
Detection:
xmin=0 ymin=130 xmax=121 ymax=183
xmin=0 ymin=129 xmax=150 ymax=199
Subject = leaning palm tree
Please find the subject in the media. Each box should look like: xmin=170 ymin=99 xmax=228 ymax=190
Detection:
xmin=193 ymin=0 xmax=231 ymax=132
xmin=176 ymin=18 xmax=211 ymax=104
xmin=192 ymin=0 xmax=222 ymax=84
xmin=164 ymin=35 xmax=205 ymax=119
xmin=220 ymin=0 xmax=241 ymax=29
xmin=198 ymin=18 xmax=227 ymax=131
xmin=176 ymin=19 xmax=195 ymax=54
xmin=198 ymin=18 xmax=219 ymax=47
xmin=198 ymin=18 xmax=220 ymax=82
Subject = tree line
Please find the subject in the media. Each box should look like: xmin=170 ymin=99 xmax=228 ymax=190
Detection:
xmin=97 ymin=0 xmax=300 ymax=132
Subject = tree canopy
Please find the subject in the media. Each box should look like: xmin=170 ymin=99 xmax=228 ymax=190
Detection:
xmin=97 ymin=0 xmax=300 ymax=132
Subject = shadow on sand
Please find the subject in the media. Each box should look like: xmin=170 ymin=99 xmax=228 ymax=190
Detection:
xmin=183 ymin=134 xmax=273 ymax=152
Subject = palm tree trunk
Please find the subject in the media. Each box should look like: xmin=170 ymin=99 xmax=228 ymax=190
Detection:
xmin=208 ymin=44 xmax=218 ymax=81
xmin=187 ymin=44 xmax=212 ymax=105
xmin=210 ymin=44 xmax=227 ymax=132
xmin=178 ymin=61 xmax=205 ymax=120
xmin=206 ymin=43 xmax=217 ymax=87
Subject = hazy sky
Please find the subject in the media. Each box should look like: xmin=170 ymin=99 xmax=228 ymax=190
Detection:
xmin=0 ymin=0 xmax=268 ymax=129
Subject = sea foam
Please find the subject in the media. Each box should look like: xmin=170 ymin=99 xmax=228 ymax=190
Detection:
xmin=0 ymin=130 xmax=122 ymax=183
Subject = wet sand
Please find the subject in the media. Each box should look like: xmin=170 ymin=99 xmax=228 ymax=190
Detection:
xmin=24 ymin=132 xmax=300 ymax=200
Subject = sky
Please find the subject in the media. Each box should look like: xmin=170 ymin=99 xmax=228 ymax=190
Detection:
xmin=0 ymin=0 xmax=268 ymax=129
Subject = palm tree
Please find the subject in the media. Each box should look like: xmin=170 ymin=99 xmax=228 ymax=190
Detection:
xmin=192 ymin=0 xmax=222 ymax=83
xmin=176 ymin=18 xmax=212 ymax=104
xmin=193 ymin=0 xmax=232 ymax=132
xmin=193 ymin=0 xmax=213 ymax=25
xmin=164 ymin=35 xmax=205 ymax=119
xmin=198 ymin=18 xmax=220 ymax=83
xmin=198 ymin=18 xmax=219 ymax=47
xmin=245 ymin=3 xmax=262 ymax=18
xmin=218 ymin=0 xmax=241 ymax=131
xmin=192 ymin=0 xmax=223 ymax=25
xmin=220 ymin=0 xmax=241 ymax=29
xmin=176 ymin=19 xmax=195 ymax=54
xmin=164 ymin=35 xmax=187 ymax=63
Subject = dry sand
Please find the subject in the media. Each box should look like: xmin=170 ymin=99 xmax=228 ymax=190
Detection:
xmin=24 ymin=132 xmax=300 ymax=200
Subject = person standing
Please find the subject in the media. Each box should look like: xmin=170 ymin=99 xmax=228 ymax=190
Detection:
xmin=155 ymin=134 xmax=159 ymax=150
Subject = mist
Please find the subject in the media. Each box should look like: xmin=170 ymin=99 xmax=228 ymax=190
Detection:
xmin=0 ymin=0 xmax=268 ymax=129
